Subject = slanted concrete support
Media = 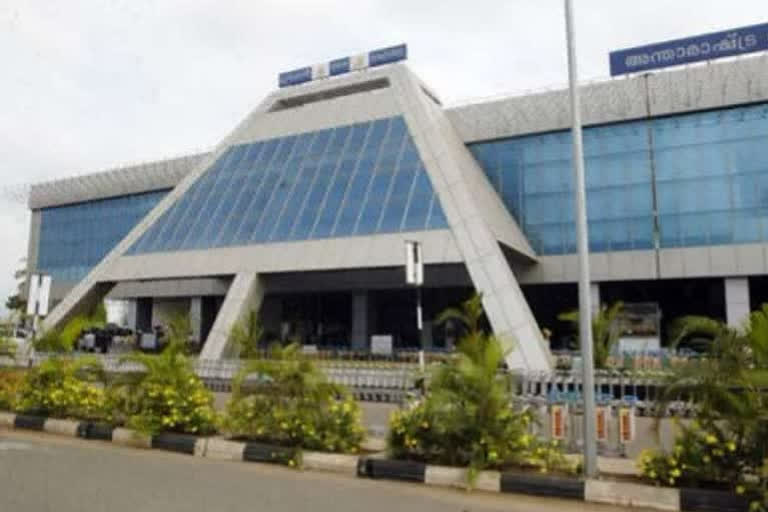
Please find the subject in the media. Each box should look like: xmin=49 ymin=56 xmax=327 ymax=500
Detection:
xmin=200 ymin=273 xmax=264 ymax=359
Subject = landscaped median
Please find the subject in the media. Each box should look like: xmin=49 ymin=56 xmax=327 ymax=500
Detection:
xmin=0 ymin=301 xmax=760 ymax=512
xmin=0 ymin=410 xmax=750 ymax=512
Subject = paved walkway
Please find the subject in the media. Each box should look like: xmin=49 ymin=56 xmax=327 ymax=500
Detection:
xmin=0 ymin=431 xmax=652 ymax=512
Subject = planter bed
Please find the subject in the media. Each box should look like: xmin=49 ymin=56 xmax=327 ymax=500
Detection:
xmin=680 ymin=487 xmax=753 ymax=512
xmin=500 ymin=471 xmax=584 ymax=500
xmin=357 ymin=458 xmax=426 ymax=483
xmin=77 ymin=422 xmax=115 ymax=441
xmin=242 ymin=441 xmax=298 ymax=464
xmin=13 ymin=414 xmax=46 ymax=431
xmin=151 ymin=432 xmax=200 ymax=455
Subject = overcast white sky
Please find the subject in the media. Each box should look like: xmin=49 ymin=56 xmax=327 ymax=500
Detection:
xmin=0 ymin=0 xmax=766 ymax=314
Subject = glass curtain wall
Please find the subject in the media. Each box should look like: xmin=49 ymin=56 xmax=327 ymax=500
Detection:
xmin=470 ymin=103 xmax=768 ymax=254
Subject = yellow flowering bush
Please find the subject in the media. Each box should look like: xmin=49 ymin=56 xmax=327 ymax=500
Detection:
xmin=220 ymin=343 xmax=365 ymax=454
xmin=14 ymin=357 xmax=108 ymax=421
xmin=0 ymin=369 xmax=25 ymax=410
xmin=639 ymin=422 xmax=750 ymax=489
xmin=109 ymin=326 xmax=216 ymax=436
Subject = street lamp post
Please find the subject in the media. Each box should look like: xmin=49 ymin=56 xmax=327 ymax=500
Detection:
xmin=564 ymin=0 xmax=598 ymax=478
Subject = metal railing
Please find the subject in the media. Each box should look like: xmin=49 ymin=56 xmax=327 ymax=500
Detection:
xmin=2 ymin=353 xmax=692 ymax=412
xmin=2 ymin=352 xmax=420 ymax=403
xmin=515 ymin=369 xmax=695 ymax=417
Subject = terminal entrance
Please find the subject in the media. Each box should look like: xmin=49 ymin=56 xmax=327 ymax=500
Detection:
xmin=258 ymin=286 xmax=473 ymax=351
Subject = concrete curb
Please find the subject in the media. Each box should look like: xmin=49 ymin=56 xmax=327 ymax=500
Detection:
xmin=202 ymin=438 xmax=246 ymax=461
xmin=424 ymin=465 xmax=500 ymax=493
xmin=43 ymin=418 xmax=80 ymax=437
xmin=0 ymin=410 xmax=751 ymax=511
xmin=585 ymin=479 xmax=680 ymax=511
xmin=302 ymin=451 xmax=359 ymax=475
xmin=112 ymin=427 xmax=152 ymax=449
xmin=0 ymin=411 xmax=15 ymax=428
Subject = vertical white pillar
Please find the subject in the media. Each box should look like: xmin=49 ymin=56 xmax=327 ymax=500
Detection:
xmin=125 ymin=299 xmax=137 ymax=330
xmin=421 ymin=320 xmax=433 ymax=350
xmin=351 ymin=292 xmax=369 ymax=350
xmin=590 ymin=283 xmax=600 ymax=316
xmin=725 ymin=278 xmax=750 ymax=327
xmin=190 ymin=297 xmax=203 ymax=343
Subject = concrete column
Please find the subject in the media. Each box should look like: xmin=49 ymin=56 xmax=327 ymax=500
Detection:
xmin=189 ymin=297 xmax=202 ymax=343
xmin=200 ymin=273 xmax=264 ymax=360
xmin=590 ymin=283 xmax=600 ymax=316
xmin=125 ymin=300 xmax=137 ymax=331
xmin=351 ymin=292 xmax=369 ymax=350
xmin=725 ymin=277 xmax=750 ymax=327
xmin=421 ymin=320 xmax=433 ymax=350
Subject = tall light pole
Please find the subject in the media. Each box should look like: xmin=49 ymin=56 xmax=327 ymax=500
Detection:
xmin=564 ymin=0 xmax=598 ymax=478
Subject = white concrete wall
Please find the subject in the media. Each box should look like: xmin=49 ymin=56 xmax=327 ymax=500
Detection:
xmin=725 ymin=277 xmax=750 ymax=328
xmin=447 ymin=54 xmax=768 ymax=142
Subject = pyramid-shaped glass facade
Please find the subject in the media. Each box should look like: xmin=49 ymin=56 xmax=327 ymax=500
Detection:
xmin=128 ymin=116 xmax=447 ymax=254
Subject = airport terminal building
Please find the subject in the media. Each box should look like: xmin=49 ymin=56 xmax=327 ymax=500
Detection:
xmin=25 ymin=47 xmax=768 ymax=371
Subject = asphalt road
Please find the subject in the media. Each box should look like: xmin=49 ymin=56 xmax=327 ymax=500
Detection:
xmin=0 ymin=431 xmax=646 ymax=512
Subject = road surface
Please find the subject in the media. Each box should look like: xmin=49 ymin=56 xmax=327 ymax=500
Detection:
xmin=0 ymin=430 xmax=647 ymax=512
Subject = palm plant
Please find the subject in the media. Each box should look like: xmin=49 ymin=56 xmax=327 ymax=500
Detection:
xmin=640 ymin=308 xmax=768 ymax=498
xmin=390 ymin=294 xmax=571 ymax=477
xmin=558 ymin=301 xmax=624 ymax=369
xmin=109 ymin=313 xmax=215 ymax=435
xmin=230 ymin=309 xmax=264 ymax=359
xmin=435 ymin=293 xmax=488 ymax=360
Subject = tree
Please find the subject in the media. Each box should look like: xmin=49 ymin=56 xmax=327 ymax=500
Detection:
xmin=558 ymin=301 xmax=624 ymax=369
xmin=435 ymin=294 xmax=488 ymax=359
xmin=7 ymin=257 xmax=28 ymax=322
xmin=389 ymin=294 xmax=572 ymax=478
xmin=5 ymin=294 xmax=26 ymax=314
xmin=230 ymin=309 xmax=264 ymax=359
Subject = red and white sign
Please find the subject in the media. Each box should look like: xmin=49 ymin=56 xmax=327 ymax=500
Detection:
xmin=619 ymin=407 xmax=635 ymax=443
xmin=551 ymin=405 xmax=567 ymax=440
xmin=596 ymin=406 xmax=609 ymax=442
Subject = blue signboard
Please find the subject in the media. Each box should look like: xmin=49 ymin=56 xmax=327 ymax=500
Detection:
xmin=610 ymin=23 xmax=768 ymax=76
xmin=278 ymin=66 xmax=312 ymax=87
xmin=369 ymin=44 xmax=407 ymax=67
xmin=278 ymin=44 xmax=407 ymax=87
xmin=329 ymin=57 xmax=351 ymax=76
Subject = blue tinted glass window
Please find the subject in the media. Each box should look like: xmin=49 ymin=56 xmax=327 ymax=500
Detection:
xmin=470 ymin=117 xmax=654 ymax=254
xmin=128 ymin=115 xmax=448 ymax=254
xmin=470 ymin=103 xmax=768 ymax=254
xmin=38 ymin=189 xmax=168 ymax=282
xmin=653 ymin=103 xmax=768 ymax=248
xmin=311 ymin=123 xmax=371 ymax=238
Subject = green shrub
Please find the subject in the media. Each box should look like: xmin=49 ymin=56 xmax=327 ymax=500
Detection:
xmin=15 ymin=357 xmax=107 ymax=420
xmin=230 ymin=310 xmax=264 ymax=359
xmin=389 ymin=294 xmax=573 ymax=477
xmin=220 ymin=343 xmax=365 ymax=455
xmin=637 ymin=308 xmax=768 ymax=510
xmin=109 ymin=318 xmax=216 ymax=436
xmin=34 ymin=304 xmax=106 ymax=353
xmin=0 ymin=369 xmax=25 ymax=410
xmin=0 ymin=336 xmax=16 ymax=358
